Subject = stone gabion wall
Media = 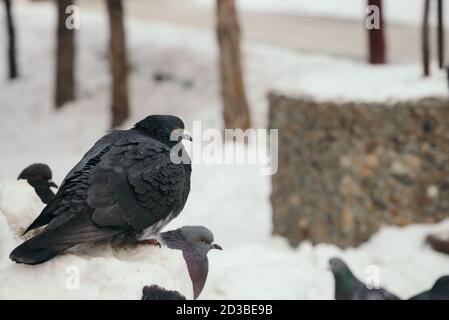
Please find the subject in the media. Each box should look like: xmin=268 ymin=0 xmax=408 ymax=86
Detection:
xmin=269 ymin=93 xmax=449 ymax=248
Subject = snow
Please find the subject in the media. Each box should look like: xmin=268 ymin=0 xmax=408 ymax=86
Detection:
xmin=0 ymin=2 xmax=448 ymax=299
xmin=195 ymin=0 xmax=449 ymax=27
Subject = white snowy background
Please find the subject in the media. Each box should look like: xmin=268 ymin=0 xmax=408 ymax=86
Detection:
xmin=0 ymin=1 xmax=448 ymax=299
xmin=195 ymin=0 xmax=449 ymax=27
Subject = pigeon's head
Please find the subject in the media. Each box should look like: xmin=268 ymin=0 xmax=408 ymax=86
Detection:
xmin=179 ymin=226 xmax=223 ymax=254
xmin=328 ymin=257 xmax=350 ymax=275
xmin=160 ymin=225 xmax=222 ymax=255
xmin=18 ymin=163 xmax=58 ymax=188
xmin=432 ymin=275 xmax=449 ymax=293
xmin=134 ymin=115 xmax=192 ymax=147
xmin=160 ymin=226 xmax=222 ymax=300
xmin=329 ymin=257 xmax=359 ymax=299
xmin=141 ymin=285 xmax=186 ymax=300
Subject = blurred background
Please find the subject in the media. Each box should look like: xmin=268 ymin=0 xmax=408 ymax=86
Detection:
xmin=0 ymin=0 xmax=449 ymax=299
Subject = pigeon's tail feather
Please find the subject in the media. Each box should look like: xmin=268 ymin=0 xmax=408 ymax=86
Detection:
xmin=12 ymin=211 xmax=125 ymax=265
xmin=23 ymin=198 xmax=60 ymax=235
xmin=142 ymin=285 xmax=186 ymax=300
xmin=9 ymin=240 xmax=72 ymax=265
xmin=23 ymin=218 xmax=48 ymax=235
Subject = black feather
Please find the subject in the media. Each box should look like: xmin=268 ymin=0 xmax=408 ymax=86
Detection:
xmin=9 ymin=242 xmax=71 ymax=265
xmin=141 ymin=285 xmax=186 ymax=300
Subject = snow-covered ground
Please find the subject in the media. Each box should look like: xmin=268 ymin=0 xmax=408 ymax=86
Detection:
xmin=0 ymin=2 xmax=448 ymax=299
xmin=195 ymin=0 xmax=449 ymax=27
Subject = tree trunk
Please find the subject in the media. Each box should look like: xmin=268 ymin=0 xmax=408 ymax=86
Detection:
xmin=107 ymin=0 xmax=129 ymax=128
xmin=216 ymin=0 xmax=251 ymax=130
xmin=55 ymin=0 xmax=76 ymax=108
xmin=367 ymin=0 xmax=386 ymax=64
xmin=422 ymin=0 xmax=431 ymax=77
xmin=4 ymin=0 xmax=18 ymax=79
xmin=437 ymin=0 xmax=445 ymax=69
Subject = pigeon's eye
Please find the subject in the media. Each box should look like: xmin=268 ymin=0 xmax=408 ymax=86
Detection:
xmin=198 ymin=238 xmax=206 ymax=243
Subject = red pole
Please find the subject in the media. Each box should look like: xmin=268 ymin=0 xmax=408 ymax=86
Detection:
xmin=367 ymin=0 xmax=386 ymax=64
xmin=437 ymin=0 xmax=445 ymax=69
xmin=422 ymin=0 xmax=431 ymax=77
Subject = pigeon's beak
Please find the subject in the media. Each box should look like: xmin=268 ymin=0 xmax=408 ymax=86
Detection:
xmin=49 ymin=181 xmax=58 ymax=188
xmin=211 ymin=243 xmax=222 ymax=250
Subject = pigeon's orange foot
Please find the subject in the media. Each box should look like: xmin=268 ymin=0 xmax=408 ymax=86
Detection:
xmin=140 ymin=239 xmax=162 ymax=248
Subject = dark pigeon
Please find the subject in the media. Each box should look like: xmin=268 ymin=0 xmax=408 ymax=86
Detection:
xmin=409 ymin=276 xmax=449 ymax=300
xmin=10 ymin=115 xmax=192 ymax=265
xmin=329 ymin=257 xmax=401 ymax=300
xmin=141 ymin=285 xmax=186 ymax=300
xmin=160 ymin=226 xmax=222 ymax=300
xmin=18 ymin=163 xmax=58 ymax=204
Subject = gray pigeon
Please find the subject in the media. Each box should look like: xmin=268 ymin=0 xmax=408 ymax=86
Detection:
xmin=160 ymin=225 xmax=222 ymax=299
xmin=18 ymin=163 xmax=58 ymax=204
xmin=408 ymin=276 xmax=449 ymax=300
xmin=10 ymin=115 xmax=192 ymax=265
xmin=141 ymin=285 xmax=186 ymax=300
xmin=329 ymin=257 xmax=400 ymax=300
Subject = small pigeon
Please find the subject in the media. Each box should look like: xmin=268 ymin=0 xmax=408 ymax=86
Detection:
xmin=141 ymin=285 xmax=186 ymax=300
xmin=18 ymin=163 xmax=58 ymax=204
xmin=10 ymin=115 xmax=192 ymax=265
xmin=160 ymin=225 xmax=222 ymax=299
xmin=329 ymin=257 xmax=400 ymax=300
xmin=409 ymin=276 xmax=449 ymax=300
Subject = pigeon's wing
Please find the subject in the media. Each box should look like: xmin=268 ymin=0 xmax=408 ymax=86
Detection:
xmin=23 ymin=131 xmax=122 ymax=233
xmin=87 ymin=136 xmax=191 ymax=233
xmin=61 ymin=131 xmax=123 ymax=185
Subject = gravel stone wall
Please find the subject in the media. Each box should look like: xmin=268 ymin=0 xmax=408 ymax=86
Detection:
xmin=269 ymin=93 xmax=449 ymax=247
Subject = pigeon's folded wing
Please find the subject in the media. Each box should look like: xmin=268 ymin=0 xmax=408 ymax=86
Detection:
xmin=23 ymin=132 xmax=120 ymax=233
xmin=87 ymin=137 xmax=191 ymax=232
xmin=24 ymin=149 xmax=112 ymax=233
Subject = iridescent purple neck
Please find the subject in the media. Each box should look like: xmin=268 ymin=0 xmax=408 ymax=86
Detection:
xmin=160 ymin=230 xmax=210 ymax=299
xmin=183 ymin=250 xmax=209 ymax=299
